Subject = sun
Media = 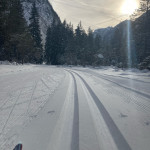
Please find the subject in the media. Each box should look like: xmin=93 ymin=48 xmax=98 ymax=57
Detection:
xmin=121 ymin=0 xmax=138 ymax=15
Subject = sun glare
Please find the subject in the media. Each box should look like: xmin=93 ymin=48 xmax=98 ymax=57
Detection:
xmin=121 ymin=0 xmax=138 ymax=15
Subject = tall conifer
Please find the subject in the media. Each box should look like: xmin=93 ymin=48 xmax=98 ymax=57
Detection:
xmin=29 ymin=2 xmax=42 ymax=49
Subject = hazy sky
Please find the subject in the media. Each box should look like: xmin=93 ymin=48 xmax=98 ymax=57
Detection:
xmin=49 ymin=0 xmax=139 ymax=31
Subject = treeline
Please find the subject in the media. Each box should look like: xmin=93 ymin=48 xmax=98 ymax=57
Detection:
xmin=0 ymin=0 xmax=43 ymax=64
xmin=45 ymin=21 xmax=101 ymax=65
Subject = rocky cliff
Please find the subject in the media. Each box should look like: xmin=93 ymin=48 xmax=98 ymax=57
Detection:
xmin=21 ymin=0 xmax=60 ymax=43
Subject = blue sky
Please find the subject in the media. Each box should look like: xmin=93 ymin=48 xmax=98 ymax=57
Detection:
xmin=49 ymin=0 xmax=139 ymax=31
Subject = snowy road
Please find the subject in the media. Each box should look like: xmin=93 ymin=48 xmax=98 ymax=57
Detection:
xmin=0 ymin=65 xmax=150 ymax=150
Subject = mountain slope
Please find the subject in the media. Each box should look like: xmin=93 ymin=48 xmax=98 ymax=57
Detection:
xmin=93 ymin=20 xmax=130 ymax=41
xmin=21 ymin=0 xmax=60 ymax=43
xmin=94 ymin=27 xmax=114 ymax=40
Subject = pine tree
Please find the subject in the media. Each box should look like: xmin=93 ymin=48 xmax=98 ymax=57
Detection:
xmin=0 ymin=0 xmax=10 ymax=60
xmin=45 ymin=27 xmax=52 ymax=64
xmin=29 ymin=2 xmax=43 ymax=63
xmin=45 ymin=23 xmax=61 ymax=65
xmin=139 ymin=0 xmax=150 ymax=58
xmin=0 ymin=0 xmax=39 ymax=63
xmin=132 ymin=0 xmax=150 ymax=61
xmin=139 ymin=0 xmax=150 ymax=15
xmin=8 ymin=0 xmax=26 ymax=34
xmin=75 ymin=22 xmax=87 ymax=64
xmin=0 ymin=0 xmax=27 ymax=61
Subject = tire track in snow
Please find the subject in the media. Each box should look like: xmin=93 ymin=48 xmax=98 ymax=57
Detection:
xmin=72 ymin=71 xmax=132 ymax=150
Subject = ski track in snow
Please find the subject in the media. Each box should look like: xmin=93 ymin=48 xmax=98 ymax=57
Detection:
xmin=47 ymin=73 xmax=75 ymax=150
xmin=72 ymin=71 xmax=131 ymax=150
xmin=46 ymin=71 xmax=79 ymax=150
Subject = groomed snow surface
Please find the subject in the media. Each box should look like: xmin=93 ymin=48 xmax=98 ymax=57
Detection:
xmin=0 ymin=64 xmax=150 ymax=150
xmin=0 ymin=64 xmax=65 ymax=150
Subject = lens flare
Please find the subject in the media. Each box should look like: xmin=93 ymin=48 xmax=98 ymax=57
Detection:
xmin=127 ymin=20 xmax=132 ymax=68
xmin=121 ymin=0 xmax=138 ymax=15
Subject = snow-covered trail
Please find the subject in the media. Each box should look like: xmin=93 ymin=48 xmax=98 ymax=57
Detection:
xmin=72 ymin=71 xmax=131 ymax=150
xmin=0 ymin=65 xmax=150 ymax=150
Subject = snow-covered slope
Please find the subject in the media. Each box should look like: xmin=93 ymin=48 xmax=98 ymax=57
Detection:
xmin=21 ymin=0 xmax=60 ymax=43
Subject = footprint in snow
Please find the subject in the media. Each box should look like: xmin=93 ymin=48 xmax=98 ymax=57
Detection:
xmin=47 ymin=111 xmax=55 ymax=115
xmin=30 ymin=115 xmax=37 ymax=118
xmin=120 ymin=113 xmax=128 ymax=118
xmin=145 ymin=121 xmax=150 ymax=126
